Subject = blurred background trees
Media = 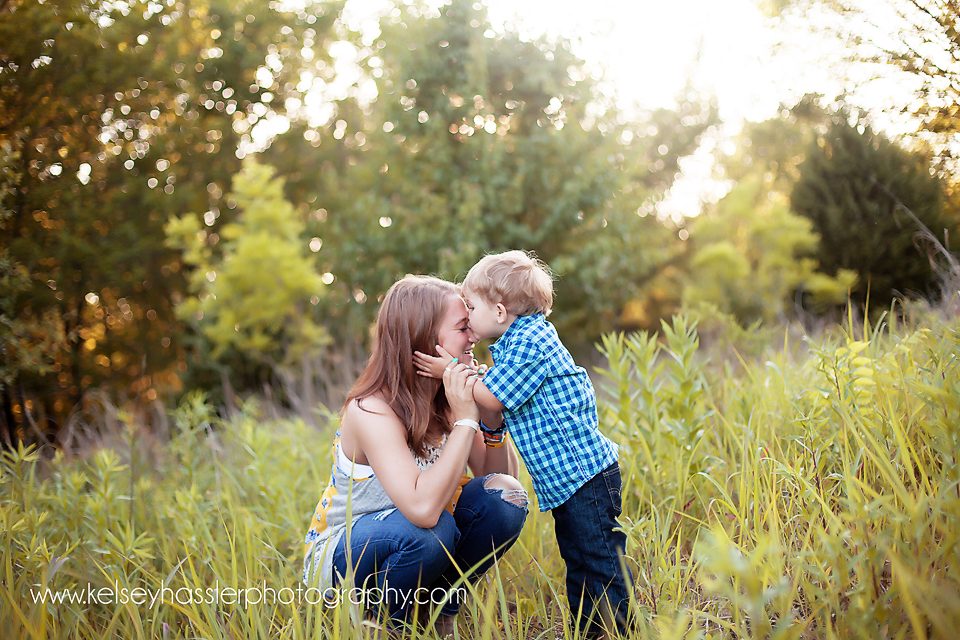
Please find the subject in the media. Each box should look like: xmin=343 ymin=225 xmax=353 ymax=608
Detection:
xmin=760 ymin=0 xmax=960 ymax=310
xmin=791 ymin=113 xmax=951 ymax=308
xmin=1 ymin=0 xmax=337 ymax=441
xmin=684 ymin=96 xmax=858 ymax=325
xmin=165 ymin=160 xmax=328 ymax=420
xmin=687 ymin=92 xmax=954 ymax=324
xmin=683 ymin=174 xmax=857 ymax=324
xmin=2 ymin=0 xmax=958 ymax=444
xmin=772 ymin=0 xmax=960 ymax=194
xmin=261 ymin=0 xmax=715 ymax=348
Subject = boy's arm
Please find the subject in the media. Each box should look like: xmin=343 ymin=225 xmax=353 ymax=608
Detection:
xmin=477 ymin=403 xmax=502 ymax=431
xmin=473 ymin=379 xmax=504 ymax=411
xmin=467 ymin=427 xmax=519 ymax=478
xmin=468 ymin=404 xmax=518 ymax=477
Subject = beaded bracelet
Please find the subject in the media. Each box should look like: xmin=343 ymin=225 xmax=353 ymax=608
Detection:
xmin=484 ymin=435 xmax=506 ymax=448
xmin=479 ymin=421 xmax=507 ymax=448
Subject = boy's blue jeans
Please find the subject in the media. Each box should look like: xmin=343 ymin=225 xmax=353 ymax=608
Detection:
xmin=552 ymin=461 xmax=633 ymax=635
xmin=331 ymin=474 xmax=528 ymax=620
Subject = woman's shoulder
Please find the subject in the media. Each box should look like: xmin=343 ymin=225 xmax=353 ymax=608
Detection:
xmin=344 ymin=392 xmax=391 ymax=414
xmin=343 ymin=394 xmax=401 ymax=431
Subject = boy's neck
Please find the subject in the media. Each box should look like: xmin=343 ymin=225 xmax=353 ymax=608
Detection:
xmin=487 ymin=312 xmax=518 ymax=340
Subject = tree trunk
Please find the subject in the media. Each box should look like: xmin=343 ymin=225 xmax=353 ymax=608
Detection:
xmin=220 ymin=370 xmax=236 ymax=418
xmin=301 ymin=352 xmax=316 ymax=426
xmin=1 ymin=383 xmax=18 ymax=448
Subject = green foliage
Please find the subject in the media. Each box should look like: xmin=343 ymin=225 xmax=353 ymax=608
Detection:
xmin=263 ymin=0 xmax=715 ymax=347
xmin=596 ymin=316 xmax=713 ymax=509
xmin=0 ymin=253 xmax=65 ymax=394
xmin=696 ymin=97 xmax=858 ymax=326
xmin=167 ymin=160 xmax=327 ymax=368
xmin=0 ymin=0 xmax=339 ymax=435
xmin=599 ymin=312 xmax=960 ymax=636
xmin=791 ymin=115 xmax=952 ymax=307
xmin=0 ymin=398 xmax=330 ymax=639
xmin=721 ymin=94 xmax=827 ymax=191
xmin=1 ymin=144 xmax=65 ymax=396
xmin=685 ymin=175 xmax=857 ymax=323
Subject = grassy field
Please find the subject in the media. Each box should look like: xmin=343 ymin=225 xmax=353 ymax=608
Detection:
xmin=2 ymin=309 xmax=959 ymax=639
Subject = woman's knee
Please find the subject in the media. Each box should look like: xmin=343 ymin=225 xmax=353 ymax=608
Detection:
xmin=483 ymin=474 xmax=529 ymax=508
xmin=438 ymin=508 xmax=459 ymax=535
xmin=424 ymin=509 xmax=458 ymax=555
xmin=385 ymin=510 xmax=458 ymax=578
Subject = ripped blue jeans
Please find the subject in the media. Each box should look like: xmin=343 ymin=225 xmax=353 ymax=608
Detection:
xmin=331 ymin=474 xmax=528 ymax=620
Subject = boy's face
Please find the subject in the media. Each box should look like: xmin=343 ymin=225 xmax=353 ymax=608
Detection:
xmin=462 ymin=288 xmax=507 ymax=340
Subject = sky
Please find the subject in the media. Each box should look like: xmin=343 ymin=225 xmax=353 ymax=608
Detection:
xmin=316 ymin=0 xmax=918 ymax=219
xmin=340 ymin=0 xmax=788 ymax=118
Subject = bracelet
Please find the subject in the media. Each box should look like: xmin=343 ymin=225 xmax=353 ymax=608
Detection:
xmin=452 ymin=418 xmax=480 ymax=433
xmin=479 ymin=421 xmax=507 ymax=447
xmin=483 ymin=432 xmax=506 ymax=447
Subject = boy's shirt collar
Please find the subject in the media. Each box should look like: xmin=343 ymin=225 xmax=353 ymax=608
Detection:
xmin=490 ymin=314 xmax=542 ymax=357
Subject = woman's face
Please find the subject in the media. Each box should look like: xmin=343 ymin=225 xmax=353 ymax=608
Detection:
xmin=436 ymin=294 xmax=476 ymax=361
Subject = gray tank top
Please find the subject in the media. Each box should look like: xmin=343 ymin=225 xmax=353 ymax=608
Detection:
xmin=302 ymin=429 xmax=458 ymax=589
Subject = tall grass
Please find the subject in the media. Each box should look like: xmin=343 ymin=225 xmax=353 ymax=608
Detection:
xmin=2 ymin=310 xmax=959 ymax=638
xmin=598 ymin=309 xmax=960 ymax=638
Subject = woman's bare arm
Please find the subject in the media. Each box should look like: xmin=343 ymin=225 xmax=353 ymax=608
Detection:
xmin=344 ymin=364 xmax=480 ymax=528
xmin=467 ymin=431 xmax=519 ymax=478
xmin=466 ymin=406 xmax=519 ymax=478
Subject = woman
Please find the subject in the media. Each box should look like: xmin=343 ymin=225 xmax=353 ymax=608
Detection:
xmin=303 ymin=275 xmax=528 ymax=632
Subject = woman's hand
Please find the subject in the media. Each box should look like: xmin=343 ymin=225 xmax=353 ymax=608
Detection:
xmin=442 ymin=360 xmax=480 ymax=423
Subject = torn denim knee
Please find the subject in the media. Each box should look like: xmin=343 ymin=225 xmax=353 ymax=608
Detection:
xmin=482 ymin=474 xmax=529 ymax=508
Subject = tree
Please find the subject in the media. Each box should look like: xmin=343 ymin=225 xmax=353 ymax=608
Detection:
xmin=1 ymin=143 xmax=65 ymax=443
xmin=721 ymin=94 xmax=829 ymax=191
xmin=684 ymin=174 xmax=856 ymax=323
xmin=683 ymin=95 xmax=857 ymax=325
xmin=0 ymin=0 xmax=339 ymax=440
xmin=791 ymin=114 xmax=951 ymax=306
xmin=262 ymin=0 xmax=716 ymax=349
xmin=166 ymin=160 xmax=327 ymax=417
xmin=772 ymin=1 xmax=960 ymax=188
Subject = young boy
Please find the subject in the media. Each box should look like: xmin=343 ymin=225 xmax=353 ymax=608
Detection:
xmin=415 ymin=250 xmax=632 ymax=636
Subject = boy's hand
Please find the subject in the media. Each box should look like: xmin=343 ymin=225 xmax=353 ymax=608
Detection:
xmin=414 ymin=345 xmax=457 ymax=379
xmin=415 ymin=345 xmax=482 ymax=378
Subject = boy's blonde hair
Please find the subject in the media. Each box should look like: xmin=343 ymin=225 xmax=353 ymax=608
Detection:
xmin=462 ymin=250 xmax=554 ymax=316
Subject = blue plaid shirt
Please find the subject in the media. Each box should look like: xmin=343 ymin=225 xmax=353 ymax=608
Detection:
xmin=484 ymin=314 xmax=619 ymax=511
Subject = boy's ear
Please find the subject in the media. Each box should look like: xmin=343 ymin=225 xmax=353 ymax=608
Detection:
xmin=496 ymin=302 xmax=508 ymax=323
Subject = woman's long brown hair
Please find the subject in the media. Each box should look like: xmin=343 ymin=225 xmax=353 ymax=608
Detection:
xmin=345 ymin=275 xmax=459 ymax=457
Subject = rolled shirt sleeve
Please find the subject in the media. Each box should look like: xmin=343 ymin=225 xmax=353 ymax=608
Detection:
xmin=483 ymin=350 xmax=549 ymax=411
